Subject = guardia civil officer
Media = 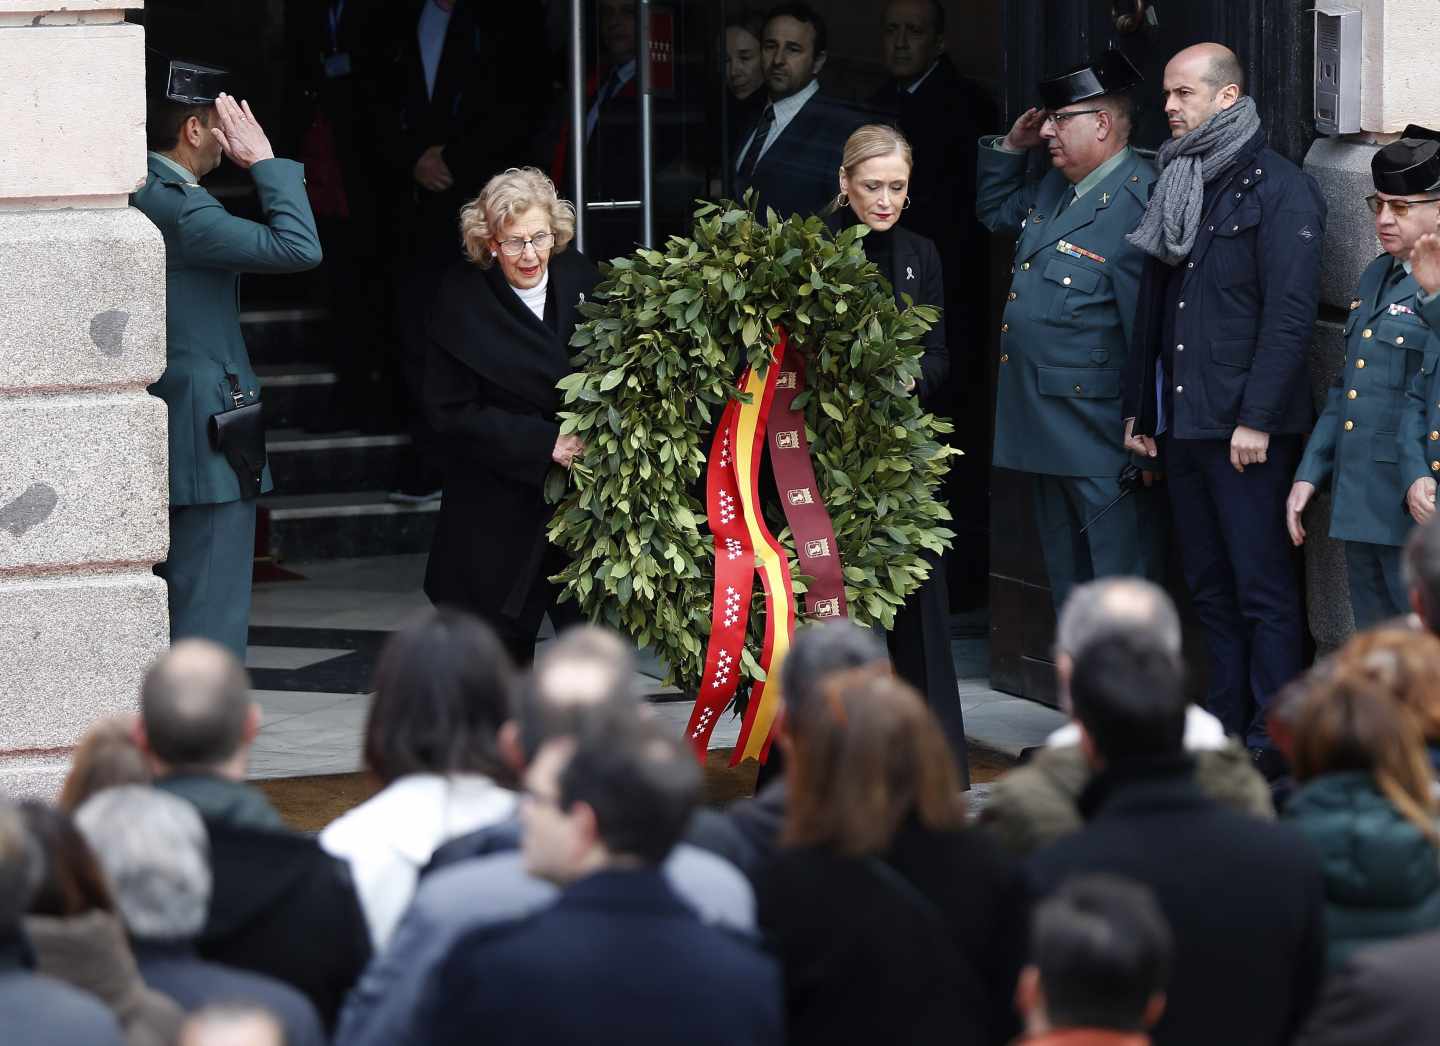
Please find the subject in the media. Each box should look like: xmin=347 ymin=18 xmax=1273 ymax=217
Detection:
xmin=133 ymin=58 xmax=322 ymax=659
xmin=1288 ymin=132 xmax=1440 ymax=628
xmin=976 ymin=50 xmax=1160 ymax=611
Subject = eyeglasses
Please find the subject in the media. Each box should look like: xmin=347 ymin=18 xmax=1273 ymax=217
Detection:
xmin=497 ymin=232 xmax=555 ymax=256
xmin=1043 ymin=108 xmax=1104 ymax=128
xmin=1365 ymin=195 xmax=1440 ymax=217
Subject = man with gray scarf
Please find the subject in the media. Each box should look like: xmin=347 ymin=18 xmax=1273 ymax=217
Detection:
xmin=1121 ymin=43 xmax=1325 ymax=780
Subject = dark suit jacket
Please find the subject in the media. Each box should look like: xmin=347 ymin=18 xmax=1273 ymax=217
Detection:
xmin=421 ymin=249 xmax=600 ymax=635
xmin=417 ymin=869 xmax=781 ymax=1046
xmin=1028 ymin=756 xmax=1327 ymax=1046
xmin=736 ymin=89 xmax=865 ymax=219
xmin=1295 ymin=928 xmax=1440 ymax=1045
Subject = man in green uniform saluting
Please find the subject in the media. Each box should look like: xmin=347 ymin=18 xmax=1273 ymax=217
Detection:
xmin=133 ymin=57 xmax=322 ymax=659
xmin=976 ymin=50 xmax=1161 ymax=611
xmin=1289 ymin=128 xmax=1440 ymax=628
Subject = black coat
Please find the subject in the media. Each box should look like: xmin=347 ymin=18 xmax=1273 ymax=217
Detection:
xmin=736 ymin=90 xmax=866 ymax=219
xmin=1028 ymin=756 xmax=1328 ymax=1046
xmin=1295 ymin=928 xmax=1440 ymax=1045
xmin=421 ymin=249 xmax=600 ymax=637
xmin=417 ymin=869 xmax=782 ymax=1046
xmin=1123 ymin=130 xmax=1325 ymax=439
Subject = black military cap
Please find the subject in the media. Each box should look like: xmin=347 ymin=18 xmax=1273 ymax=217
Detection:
xmin=1373 ymin=126 xmax=1440 ymax=195
xmin=1039 ymin=49 xmax=1142 ymax=111
xmin=146 ymin=49 xmax=229 ymax=105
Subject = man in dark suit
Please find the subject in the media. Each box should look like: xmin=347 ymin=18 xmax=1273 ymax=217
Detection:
xmin=417 ymin=716 xmax=782 ymax=1046
xmin=734 ymin=3 xmax=863 ymax=219
xmin=1295 ymin=929 xmax=1440 ymax=1045
xmin=1028 ymin=631 xmax=1327 ymax=1046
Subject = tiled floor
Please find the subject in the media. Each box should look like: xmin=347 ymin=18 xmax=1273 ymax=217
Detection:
xmin=244 ymin=555 xmax=1063 ymax=781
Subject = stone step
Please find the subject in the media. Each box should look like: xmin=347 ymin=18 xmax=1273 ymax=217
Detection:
xmin=256 ymin=364 xmax=336 ymax=427
xmin=260 ymin=491 xmax=439 ymax=562
xmin=241 ymin=306 xmax=332 ymax=365
xmin=266 ymin=428 xmax=411 ymax=495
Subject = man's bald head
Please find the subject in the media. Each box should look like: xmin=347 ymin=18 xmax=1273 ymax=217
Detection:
xmin=1163 ymin=43 xmax=1244 ymax=137
xmin=517 ymin=626 xmax=641 ymax=762
xmin=1056 ymin=578 xmax=1182 ymax=661
xmin=140 ymin=639 xmax=254 ymax=771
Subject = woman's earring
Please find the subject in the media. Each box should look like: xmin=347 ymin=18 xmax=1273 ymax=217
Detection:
xmin=903 ymin=197 xmax=912 ymax=210
xmin=491 ymin=250 xmax=498 ymax=257
xmin=838 ymin=192 xmax=849 ymax=207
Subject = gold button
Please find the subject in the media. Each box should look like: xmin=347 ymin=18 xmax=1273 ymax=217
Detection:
xmin=1062 ymin=276 xmax=1072 ymax=286
xmin=1356 ymin=359 xmax=1366 ymax=369
xmin=1347 ymin=389 xmax=1357 ymax=400
xmin=1430 ymin=431 xmax=1438 ymax=441
xmin=1432 ymin=461 xmax=1440 ymax=472
xmin=1073 ymin=384 xmax=1082 ymax=393
xmin=1001 ymin=323 xmax=1009 ymax=333
xmin=1008 ymin=292 xmax=1017 ymax=301
xmin=1362 ymin=328 xmax=1373 ymax=338
xmin=1398 ymin=336 xmax=1406 ymax=345
xmin=1000 ymin=353 xmax=1009 ymax=363
xmin=1344 ymin=420 xmax=1355 ymax=431
xmin=1021 ymin=262 xmax=1030 ymax=270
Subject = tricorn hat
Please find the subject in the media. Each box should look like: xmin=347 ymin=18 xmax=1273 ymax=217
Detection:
xmin=1373 ymin=125 xmax=1440 ymax=195
xmin=146 ymin=49 xmax=229 ymax=105
xmin=1039 ymin=49 xmax=1142 ymax=111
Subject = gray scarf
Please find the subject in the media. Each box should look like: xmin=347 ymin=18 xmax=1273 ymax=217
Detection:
xmin=1126 ymin=96 xmax=1263 ymax=266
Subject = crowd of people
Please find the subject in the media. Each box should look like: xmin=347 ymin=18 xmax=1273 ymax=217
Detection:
xmin=16 ymin=518 xmax=1440 ymax=1044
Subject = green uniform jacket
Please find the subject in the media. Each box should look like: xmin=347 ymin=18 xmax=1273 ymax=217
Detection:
xmin=1399 ymin=290 xmax=1440 ymax=493
xmin=976 ymin=142 xmax=1156 ymax=477
xmin=1296 ymin=255 xmax=1433 ymax=546
xmin=131 ymin=155 xmax=322 ymax=506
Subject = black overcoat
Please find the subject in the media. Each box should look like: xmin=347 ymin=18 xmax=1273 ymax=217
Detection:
xmin=421 ymin=249 xmax=600 ymax=638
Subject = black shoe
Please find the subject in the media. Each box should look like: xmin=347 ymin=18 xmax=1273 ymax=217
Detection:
xmin=1248 ymin=745 xmax=1289 ymax=783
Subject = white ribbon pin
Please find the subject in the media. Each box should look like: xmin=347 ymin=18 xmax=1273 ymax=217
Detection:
xmin=906 ymin=266 xmax=915 ymax=281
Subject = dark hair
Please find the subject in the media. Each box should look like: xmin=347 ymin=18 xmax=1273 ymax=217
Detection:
xmin=784 ymin=673 xmax=965 ymax=854
xmin=1033 ymin=874 xmax=1173 ymax=1031
xmin=780 ymin=621 xmax=889 ymax=736
xmin=1405 ymin=518 xmax=1440 ymax=632
xmin=141 ymin=641 xmax=252 ymax=769
xmin=725 ymin=8 xmax=767 ymax=41
xmin=146 ymin=98 xmax=212 ymax=153
xmin=885 ymin=0 xmax=946 ymax=34
xmin=58 ymin=716 xmax=151 ymax=814
xmin=557 ymin=713 xmax=700 ymax=864
xmin=364 ymin=608 xmax=515 ymax=786
xmin=517 ymin=626 xmax=638 ymax=762
xmin=1069 ymin=634 xmax=1186 ymax=762
xmin=764 ymin=2 xmax=827 ymax=55
xmin=19 ymin=802 xmax=114 ymax=918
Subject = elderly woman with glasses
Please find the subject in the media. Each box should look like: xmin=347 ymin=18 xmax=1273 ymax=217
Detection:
xmin=421 ymin=167 xmax=599 ymax=664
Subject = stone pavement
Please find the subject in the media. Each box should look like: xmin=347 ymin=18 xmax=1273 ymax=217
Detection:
xmin=245 ymin=555 xmax=1063 ymax=781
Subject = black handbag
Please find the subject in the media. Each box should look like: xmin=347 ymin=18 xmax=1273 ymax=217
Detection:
xmin=209 ymin=374 xmax=267 ymax=500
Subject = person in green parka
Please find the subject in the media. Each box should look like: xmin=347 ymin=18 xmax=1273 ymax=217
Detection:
xmin=132 ymin=58 xmax=322 ymax=659
xmin=1284 ymin=663 xmax=1440 ymax=972
xmin=1288 ymin=130 xmax=1440 ymax=628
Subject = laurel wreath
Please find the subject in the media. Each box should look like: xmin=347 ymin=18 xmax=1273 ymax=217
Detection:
xmin=544 ymin=197 xmax=958 ymax=695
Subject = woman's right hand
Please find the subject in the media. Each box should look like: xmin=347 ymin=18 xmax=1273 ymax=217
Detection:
xmin=552 ymin=434 xmax=585 ymax=469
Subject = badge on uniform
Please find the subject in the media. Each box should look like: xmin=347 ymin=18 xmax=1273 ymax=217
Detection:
xmin=1057 ymin=239 xmax=1106 ymax=264
xmin=1390 ymin=302 xmax=1416 ymax=316
xmin=1349 ymin=299 xmax=1362 ymax=310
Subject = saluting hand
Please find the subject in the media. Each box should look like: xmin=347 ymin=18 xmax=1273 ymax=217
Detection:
xmin=1001 ymin=108 xmax=1047 ymax=152
xmin=210 ymin=94 xmax=275 ymax=170
xmin=1413 ymin=232 xmax=1440 ymax=297
xmin=1408 ymin=477 xmax=1437 ymax=526
xmin=1286 ymin=481 xmax=1314 ymax=546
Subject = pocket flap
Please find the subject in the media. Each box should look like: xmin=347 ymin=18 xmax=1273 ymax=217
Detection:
xmin=1037 ymin=365 xmax=1120 ymax=399
xmin=1212 ymin=337 xmax=1254 ymax=369
xmin=1374 ymin=430 xmax=1399 ymax=464
xmin=1043 ymin=259 xmax=1101 ymax=294
xmin=1375 ymin=319 xmax=1425 ymax=348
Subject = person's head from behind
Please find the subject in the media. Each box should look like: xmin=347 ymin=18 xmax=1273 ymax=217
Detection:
xmin=1333 ymin=627 xmax=1440 ymax=751
xmin=364 ymin=608 xmax=515 ymax=788
xmin=1161 ymin=43 xmax=1244 ymax=138
xmin=724 ymin=11 xmax=767 ymax=100
xmin=762 ymin=3 xmax=828 ymax=102
xmin=1018 ymin=874 xmax=1172 ymax=1035
xmin=74 ymin=786 xmax=210 ymax=943
xmin=1266 ymin=660 xmax=1333 ymax=769
xmin=520 ymin=713 xmax=699 ymax=884
xmin=835 ymin=124 xmax=913 ymax=233
xmin=138 ymin=639 xmax=258 ymax=781
xmin=1055 ymin=578 xmax=1182 ymax=715
xmin=881 ymin=0 xmax=945 ymax=83
xmin=0 ymin=801 xmax=40 ymax=937
xmin=506 ymin=625 xmax=640 ymax=775
xmin=18 ymin=802 xmax=114 ymax=918
xmin=1290 ymin=666 xmax=1438 ymax=839
xmin=778 ymin=620 xmax=890 ymax=753
xmin=1069 ymin=634 xmax=1186 ymax=769
xmin=59 ymin=714 xmax=152 ymax=814
xmin=1404 ymin=516 xmax=1440 ymax=634
xmin=784 ymin=673 xmax=964 ymax=855
xmin=179 ymin=1004 xmax=285 ymax=1046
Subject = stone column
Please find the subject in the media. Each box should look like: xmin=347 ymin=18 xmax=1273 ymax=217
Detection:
xmin=0 ymin=1 xmax=169 ymax=796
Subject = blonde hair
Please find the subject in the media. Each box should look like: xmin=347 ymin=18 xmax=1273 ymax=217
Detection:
xmin=831 ymin=123 xmax=914 ymax=214
xmin=459 ymin=166 xmax=576 ymax=268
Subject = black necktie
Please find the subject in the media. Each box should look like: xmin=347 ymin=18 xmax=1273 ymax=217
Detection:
xmin=738 ymin=104 xmax=776 ymax=179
